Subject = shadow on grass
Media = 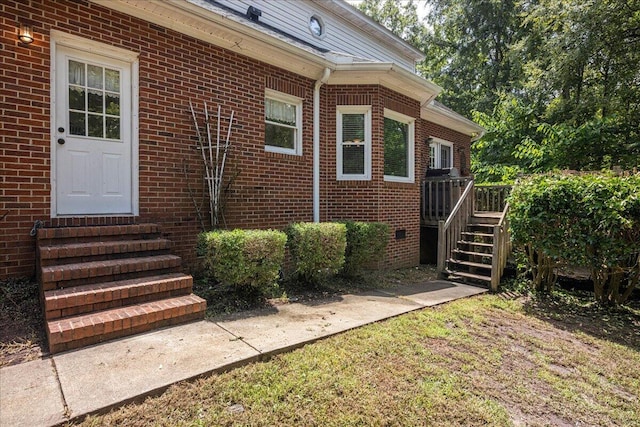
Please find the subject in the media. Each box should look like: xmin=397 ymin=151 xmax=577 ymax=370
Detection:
xmin=522 ymin=289 xmax=640 ymax=350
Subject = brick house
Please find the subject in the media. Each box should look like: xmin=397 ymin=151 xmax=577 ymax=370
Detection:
xmin=2 ymin=0 xmax=483 ymax=282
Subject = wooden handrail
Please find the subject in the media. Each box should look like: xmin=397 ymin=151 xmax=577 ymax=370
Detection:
xmin=437 ymin=180 xmax=475 ymax=276
xmin=444 ymin=180 xmax=475 ymax=229
xmin=490 ymin=202 xmax=511 ymax=291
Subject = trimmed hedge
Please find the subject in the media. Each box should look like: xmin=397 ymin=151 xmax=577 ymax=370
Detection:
xmin=199 ymin=229 xmax=287 ymax=288
xmin=286 ymin=222 xmax=346 ymax=282
xmin=508 ymin=172 xmax=640 ymax=304
xmin=342 ymin=221 xmax=389 ymax=275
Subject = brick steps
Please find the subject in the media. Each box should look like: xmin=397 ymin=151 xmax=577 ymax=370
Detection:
xmin=47 ymin=294 xmax=206 ymax=353
xmin=41 ymin=254 xmax=182 ymax=291
xmin=39 ymin=239 xmax=171 ymax=266
xmin=44 ymin=273 xmax=193 ymax=320
xmin=37 ymin=224 xmax=206 ymax=354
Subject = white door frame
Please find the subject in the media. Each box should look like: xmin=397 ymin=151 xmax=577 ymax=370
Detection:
xmin=50 ymin=30 xmax=139 ymax=217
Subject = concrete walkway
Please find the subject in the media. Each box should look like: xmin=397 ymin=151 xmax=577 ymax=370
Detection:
xmin=0 ymin=280 xmax=486 ymax=427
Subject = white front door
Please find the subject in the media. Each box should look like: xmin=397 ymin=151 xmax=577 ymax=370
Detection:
xmin=54 ymin=44 xmax=134 ymax=215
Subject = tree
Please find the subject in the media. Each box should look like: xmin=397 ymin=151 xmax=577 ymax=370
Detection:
xmin=358 ymin=0 xmax=640 ymax=178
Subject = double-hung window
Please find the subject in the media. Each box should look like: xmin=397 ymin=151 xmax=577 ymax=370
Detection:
xmin=429 ymin=138 xmax=453 ymax=169
xmin=265 ymin=89 xmax=302 ymax=155
xmin=336 ymin=106 xmax=371 ymax=180
xmin=383 ymin=109 xmax=415 ymax=183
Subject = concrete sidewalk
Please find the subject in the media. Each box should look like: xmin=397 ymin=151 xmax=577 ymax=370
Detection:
xmin=0 ymin=280 xmax=486 ymax=427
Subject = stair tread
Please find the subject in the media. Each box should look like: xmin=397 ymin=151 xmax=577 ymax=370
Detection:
xmin=447 ymin=270 xmax=492 ymax=282
xmin=41 ymin=254 xmax=181 ymax=281
xmin=458 ymin=240 xmax=493 ymax=247
xmin=43 ymin=273 xmax=192 ymax=315
xmin=47 ymin=294 xmax=206 ymax=345
xmin=453 ymin=249 xmax=493 ymax=258
xmin=39 ymin=239 xmax=170 ymax=259
xmin=448 ymin=259 xmax=492 ymax=269
xmin=38 ymin=224 xmax=160 ymax=240
xmin=461 ymin=232 xmax=493 ymax=238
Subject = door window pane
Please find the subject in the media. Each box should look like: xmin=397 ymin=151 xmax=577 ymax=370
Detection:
xmin=105 ymin=93 xmax=120 ymax=116
xmin=105 ymin=69 xmax=120 ymax=92
xmin=88 ymin=90 xmax=103 ymax=113
xmin=68 ymin=60 xmax=85 ymax=85
xmin=69 ymin=112 xmax=86 ymax=136
xmin=69 ymin=86 xmax=85 ymax=111
xmin=88 ymin=114 xmax=103 ymax=137
xmin=441 ymin=145 xmax=452 ymax=168
xmin=87 ymin=65 xmax=103 ymax=89
xmin=67 ymin=60 xmax=121 ymax=140
xmin=105 ymin=117 xmax=120 ymax=140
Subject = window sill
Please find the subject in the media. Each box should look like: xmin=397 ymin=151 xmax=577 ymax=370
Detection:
xmin=265 ymin=145 xmax=301 ymax=156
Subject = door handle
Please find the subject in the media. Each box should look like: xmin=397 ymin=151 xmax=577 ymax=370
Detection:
xmin=57 ymin=138 xmax=65 ymax=145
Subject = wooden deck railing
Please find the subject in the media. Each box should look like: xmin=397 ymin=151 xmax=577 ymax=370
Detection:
xmin=490 ymin=202 xmax=511 ymax=291
xmin=421 ymin=177 xmax=472 ymax=224
xmin=474 ymin=185 xmax=511 ymax=212
xmin=437 ymin=180 xmax=475 ymax=275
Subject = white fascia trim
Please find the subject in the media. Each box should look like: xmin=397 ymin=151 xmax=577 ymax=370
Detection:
xmin=330 ymin=62 xmax=441 ymax=106
xmin=421 ymin=102 xmax=485 ymax=140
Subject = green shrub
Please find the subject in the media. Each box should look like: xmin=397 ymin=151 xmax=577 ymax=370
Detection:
xmin=199 ymin=229 xmax=287 ymax=288
xmin=342 ymin=221 xmax=389 ymax=275
xmin=508 ymin=171 xmax=640 ymax=304
xmin=286 ymin=222 xmax=346 ymax=282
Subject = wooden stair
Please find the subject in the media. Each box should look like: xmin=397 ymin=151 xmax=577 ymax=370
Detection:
xmin=37 ymin=224 xmax=206 ymax=353
xmin=445 ymin=213 xmax=501 ymax=286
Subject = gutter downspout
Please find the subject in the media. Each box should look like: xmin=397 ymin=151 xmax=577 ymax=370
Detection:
xmin=313 ymin=68 xmax=331 ymax=222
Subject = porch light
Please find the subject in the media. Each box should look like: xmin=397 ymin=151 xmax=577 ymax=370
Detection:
xmin=18 ymin=23 xmax=34 ymax=44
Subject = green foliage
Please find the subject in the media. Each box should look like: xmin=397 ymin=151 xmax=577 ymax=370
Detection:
xmin=508 ymin=172 xmax=640 ymax=304
xmin=341 ymin=221 xmax=390 ymax=276
xmin=359 ymin=0 xmax=640 ymax=180
xmin=286 ymin=222 xmax=347 ymax=283
xmin=199 ymin=229 xmax=286 ymax=288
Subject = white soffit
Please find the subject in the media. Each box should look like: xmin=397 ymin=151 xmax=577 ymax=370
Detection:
xmin=421 ymin=102 xmax=485 ymax=139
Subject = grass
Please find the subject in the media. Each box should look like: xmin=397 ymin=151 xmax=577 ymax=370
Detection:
xmin=74 ymin=289 xmax=640 ymax=427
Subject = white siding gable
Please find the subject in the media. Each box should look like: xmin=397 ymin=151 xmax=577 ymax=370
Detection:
xmin=211 ymin=0 xmax=419 ymax=71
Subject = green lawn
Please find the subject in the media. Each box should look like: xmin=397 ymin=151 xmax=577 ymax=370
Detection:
xmin=76 ymin=291 xmax=640 ymax=427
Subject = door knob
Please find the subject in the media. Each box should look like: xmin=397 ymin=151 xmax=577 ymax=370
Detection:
xmin=57 ymin=138 xmax=65 ymax=145
xmin=58 ymin=127 xmax=65 ymax=132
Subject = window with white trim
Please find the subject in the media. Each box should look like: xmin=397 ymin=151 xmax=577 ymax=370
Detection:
xmin=383 ymin=109 xmax=415 ymax=183
xmin=336 ymin=106 xmax=371 ymax=180
xmin=265 ymin=89 xmax=302 ymax=155
xmin=429 ymin=138 xmax=453 ymax=169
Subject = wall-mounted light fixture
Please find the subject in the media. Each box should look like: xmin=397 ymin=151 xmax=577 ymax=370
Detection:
xmin=18 ymin=23 xmax=34 ymax=44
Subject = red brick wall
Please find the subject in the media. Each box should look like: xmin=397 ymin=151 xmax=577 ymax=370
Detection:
xmin=1 ymin=0 xmax=316 ymax=278
xmin=420 ymin=121 xmax=472 ymax=177
xmin=322 ymin=86 xmax=425 ymax=268
xmin=0 ymin=0 xmax=473 ymax=279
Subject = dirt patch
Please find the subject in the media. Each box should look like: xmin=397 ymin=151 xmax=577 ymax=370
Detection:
xmin=0 ymin=278 xmax=47 ymax=367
